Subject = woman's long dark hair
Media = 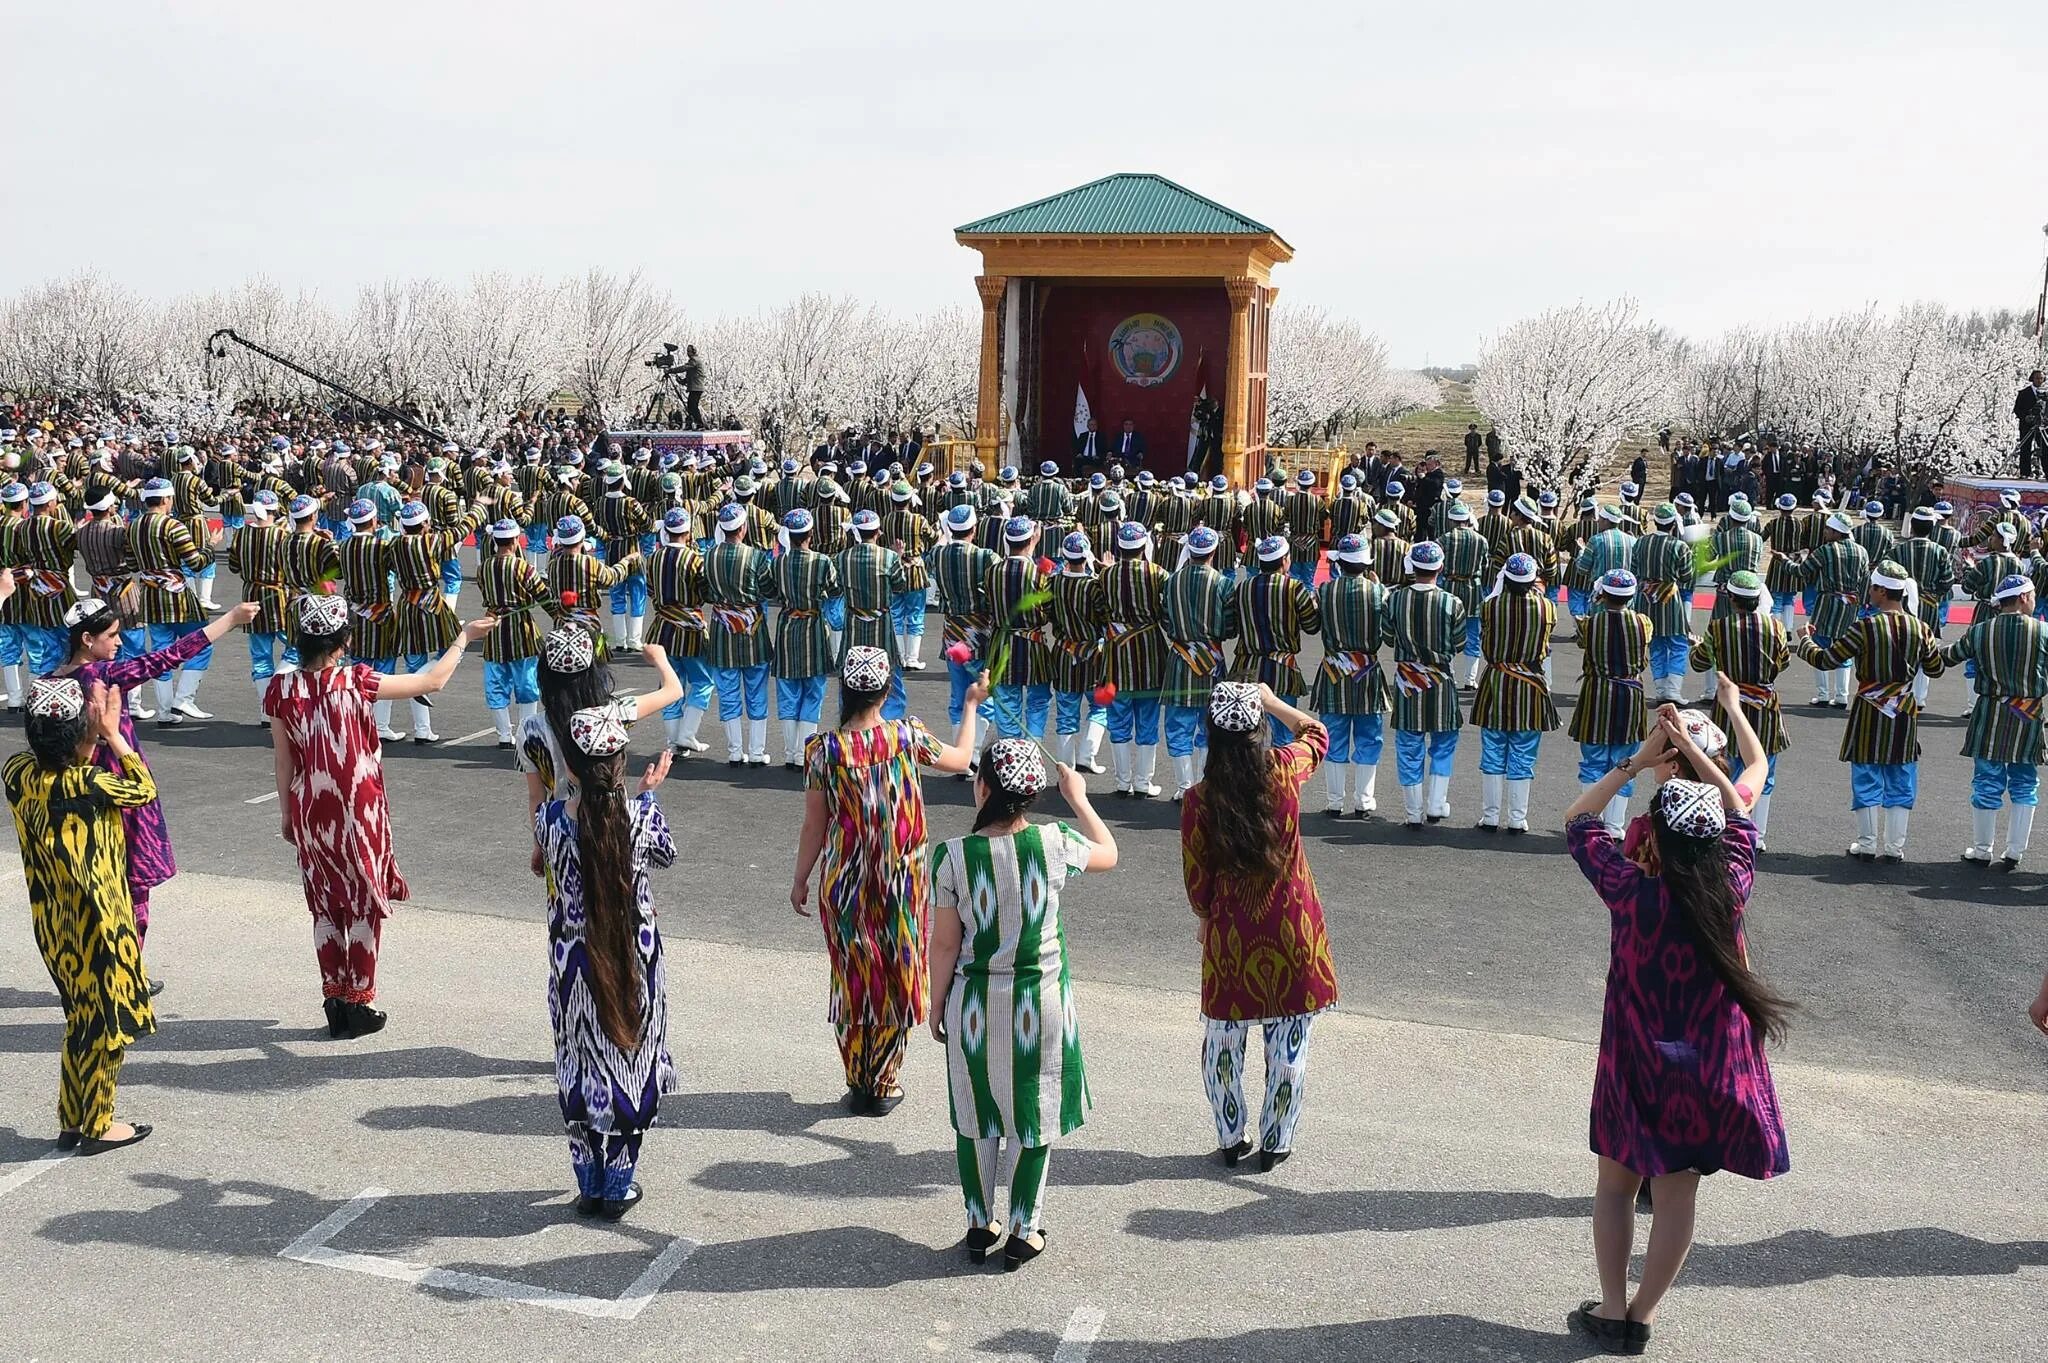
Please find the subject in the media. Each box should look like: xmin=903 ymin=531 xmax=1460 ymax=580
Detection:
xmin=1198 ymin=720 xmax=1293 ymax=885
xmin=294 ymin=623 xmax=354 ymax=670
xmin=558 ymin=739 xmax=644 ymax=1052
xmin=971 ymin=742 xmax=1040 ymax=833
xmin=839 ymin=678 xmax=887 ymax=727
xmin=25 ymin=710 xmax=88 ymax=772
xmin=538 ymin=647 xmax=616 ymax=747
xmin=1652 ymin=805 xmax=1794 ymax=1045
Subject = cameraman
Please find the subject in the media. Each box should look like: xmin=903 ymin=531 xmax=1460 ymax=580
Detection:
xmin=2017 ymin=369 xmax=2046 ymax=479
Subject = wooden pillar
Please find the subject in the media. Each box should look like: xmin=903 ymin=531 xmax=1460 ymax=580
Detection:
xmin=1222 ymin=276 xmax=1257 ymax=486
xmin=973 ymin=275 xmax=1008 ymax=469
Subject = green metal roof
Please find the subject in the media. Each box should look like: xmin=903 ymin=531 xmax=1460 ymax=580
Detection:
xmin=956 ymin=172 xmax=1281 ymax=239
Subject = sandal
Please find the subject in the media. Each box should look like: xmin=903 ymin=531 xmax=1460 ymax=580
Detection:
xmin=1567 ymin=1301 xmax=1630 ymax=1355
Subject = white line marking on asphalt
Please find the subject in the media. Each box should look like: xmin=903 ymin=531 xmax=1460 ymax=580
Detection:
xmin=279 ymin=1186 xmax=698 ymax=1321
xmin=244 ymin=791 xmax=279 ymax=804
xmin=1053 ymin=1305 xmax=1105 ymax=1362
xmin=448 ymin=728 xmax=499 ymax=745
xmin=0 ymin=1150 xmax=71 ymax=1201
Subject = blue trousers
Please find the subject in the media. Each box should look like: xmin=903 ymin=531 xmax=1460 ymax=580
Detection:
xmin=662 ymin=656 xmax=718 ymax=719
xmin=1107 ymin=695 xmax=1161 ymax=744
xmin=1268 ymin=695 xmax=1300 ymax=748
xmin=1849 ymin=761 xmax=1916 ymax=810
xmin=992 ymin=683 xmax=1051 ymax=739
xmin=1320 ymin=712 xmax=1385 ymax=765
xmin=0 ymin=623 xmax=24 ymax=666
xmin=220 ymin=513 xmax=245 ymax=532
xmin=777 ymin=675 xmax=827 ymax=723
xmin=610 ymin=572 xmax=649 ymax=617
xmin=440 ymin=555 xmax=462 ymax=597
xmin=1479 ymin=728 xmax=1540 ymax=779
xmin=946 ymin=659 xmax=976 ymax=727
xmin=1053 ymin=690 xmax=1107 ymax=736
xmin=823 ymin=597 xmax=847 ymax=632
xmin=148 ymin=622 xmax=212 ymax=672
xmin=526 ymin=522 xmax=548 ymax=553
xmin=891 ymin=589 xmax=928 ymax=637
xmin=118 ymin=627 xmax=148 ymax=662
xmin=1579 ymin=741 xmax=1637 ymax=797
xmin=716 ymin=662 xmax=771 ymax=721
xmin=1463 ymin=617 xmax=1482 ymax=659
xmin=1567 ymin=588 xmax=1589 ymax=617
xmin=1801 ymin=587 xmax=1819 ymax=621
xmin=881 ymin=669 xmax=908 ymax=721
xmin=249 ymin=631 xmax=300 ymax=683
xmin=24 ymin=626 xmax=67 ymax=676
xmin=361 ymin=655 xmax=396 ymax=675
xmin=1395 ymin=728 xmax=1459 ymax=786
xmin=1649 ymin=634 xmax=1690 ymax=680
xmin=1971 ymin=758 xmax=2039 ymax=810
xmin=483 ymin=657 xmax=540 ymax=709
xmin=1166 ymin=704 xmax=1210 ymax=757
xmin=1289 ymin=559 xmax=1318 ymax=589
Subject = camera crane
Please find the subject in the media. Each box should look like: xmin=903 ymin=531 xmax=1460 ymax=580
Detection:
xmin=205 ymin=328 xmax=448 ymax=445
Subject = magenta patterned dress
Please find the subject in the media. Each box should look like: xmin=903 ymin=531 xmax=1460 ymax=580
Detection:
xmin=1566 ymin=812 xmax=1790 ymax=1180
xmin=63 ymin=629 xmax=213 ymax=932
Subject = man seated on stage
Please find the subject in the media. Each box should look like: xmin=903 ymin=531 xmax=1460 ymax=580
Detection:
xmin=1111 ymin=419 xmax=1146 ymax=469
xmin=1074 ymin=418 xmax=1105 ymax=471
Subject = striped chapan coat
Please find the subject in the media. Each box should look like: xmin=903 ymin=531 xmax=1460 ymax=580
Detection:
xmin=1569 ymin=604 xmax=1652 ymax=745
xmin=1472 ymin=590 xmax=1559 ymax=733
xmin=1310 ymin=573 xmax=1391 ymax=715
xmin=1690 ymin=607 xmax=1792 ymax=754
xmin=1227 ymin=569 xmax=1321 ymax=697
xmin=1098 ymin=557 xmax=1169 ymax=695
xmin=1793 ymin=610 xmax=1945 ymax=764
xmin=1940 ymin=612 xmax=2048 ymax=765
xmin=1160 ymin=562 xmax=1237 ymax=708
xmin=1384 ymin=583 xmax=1464 ymax=733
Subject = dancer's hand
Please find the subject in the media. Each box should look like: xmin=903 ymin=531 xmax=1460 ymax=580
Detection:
xmin=530 ymin=843 xmax=543 ymax=878
xmin=227 ymin=600 xmax=262 ymax=626
xmin=1054 ymin=760 xmax=1088 ymax=807
xmin=1715 ymin=670 xmax=1742 ymax=710
xmin=460 ymin=615 xmax=497 ymax=641
xmin=963 ymin=674 xmax=990 ymax=709
xmin=87 ymin=681 xmax=122 ymax=741
xmin=790 ymin=878 xmax=811 ymax=917
xmin=639 ymin=750 xmax=672 ymax=794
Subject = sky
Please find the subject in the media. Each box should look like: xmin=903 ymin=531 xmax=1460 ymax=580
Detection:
xmin=4 ymin=1 xmax=2038 ymax=366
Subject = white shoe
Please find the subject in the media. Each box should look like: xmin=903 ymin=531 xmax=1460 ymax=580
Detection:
xmin=1962 ymin=807 xmax=1998 ymax=865
xmin=2001 ymin=805 xmax=2035 ymax=869
xmin=1848 ymin=806 xmax=1879 ymax=860
xmin=1503 ymin=777 xmax=1533 ymax=833
xmin=172 ymin=698 xmax=212 ymax=720
xmin=676 ymin=706 xmax=710 ymax=753
xmin=1401 ymin=783 xmax=1425 ymax=827
xmin=378 ymin=726 xmax=404 ymax=741
xmin=1357 ymin=767 xmax=1378 ymax=814
xmin=128 ymin=696 xmax=155 ymax=720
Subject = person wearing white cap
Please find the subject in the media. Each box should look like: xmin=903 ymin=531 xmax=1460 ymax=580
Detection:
xmin=1101 ymin=519 xmax=1171 ymax=797
xmin=128 ymin=479 xmax=217 ymax=721
xmin=1792 ymin=561 xmax=1946 ymax=862
xmin=1476 ymin=487 xmax=1514 ymax=562
xmin=1226 ymin=535 xmax=1320 ymax=749
xmin=1706 ymin=498 xmax=1764 ymax=626
xmin=333 ymin=499 xmax=406 ymax=740
xmin=836 ymin=508 xmax=913 ymax=726
xmin=1631 ymin=505 xmax=1697 ymax=704
xmin=927 ymin=503 xmax=998 ymax=734
xmin=1439 ymin=502 xmax=1490 ymax=690
xmin=393 ymin=497 xmax=491 ymax=743
xmin=1281 ymin=469 xmax=1327 ymax=590
xmin=771 ymin=509 xmax=839 ymax=767
xmin=1472 ymin=551 xmax=1559 ymax=833
xmin=1956 ymin=521 xmax=2027 ymax=694
xmin=882 ymin=481 xmax=933 ymax=671
xmin=704 ymin=502 xmax=776 ymax=764
xmin=1386 ymin=540 xmax=1465 ymax=826
xmin=160 ymin=452 xmax=224 ymax=614
xmin=73 ymin=491 xmax=151 ymax=718
xmin=1786 ymin=512 xmax=1869 ymax=706
xmin=1928 ymin=499 xmax=1961 ymax=556
xmin=1023 ymin=461 xmax=1077 ymax=561
xmin=1311 ymin=534 xmax=1390 ymax=816
xmin=12 ymin=482 xmax=80 ymax=678
xmin=1571 ymin=569 xmax=1654 ymax=836
xmin=225 ymin=494 xmax=297 ymax=709
xmin=642 ymin=507 xmax=716 ymax=756
xmin=1161 ymin=525 xmax=1235 ymax=799
xmin=1045 ymin=532 xmax=1109 ymax=775
xmin=1941 ymin=572 xmax=2047 ymax=869
xmin=986 ymin=516 xmax=1054 ymax=741
xmin=592 ymin=463 xmax=653 ymax=653
xmin=1849 ymin=499 xmax=1895 ymax=569
xmin=1970 ymin=487 xmax=2033 ymax=556
xmin=1569 ymin=504 xmax=1637 ymax=636
xmin=1892 ymin=507 xmax=1957 ymax=689
xmin=475 ymin=518 xmax=556 ymax=748
xmin=1762 ymin=494 xmax=1808 ymax=635
xmin=1687 ymin=570 xmax=1792 ymax=848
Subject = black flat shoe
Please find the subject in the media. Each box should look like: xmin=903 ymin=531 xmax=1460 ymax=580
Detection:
xmin=1996 ymin=856 xmax=2020 ymax=872
xmin=1425 ymin=814 xmax=1444 ymax=825
xmin=1568 ymin=1301 xmax=1630 ymax=1354
xmin=1476 ymin=822 xmax=1498 ymax=833
xmin=78 ymin=1123 xmax=153 ymax=1156
xmin=842 ymin=1087 xmax=871 ymax=1115
xmin=1219 ymin=1138 xmax=1254 ymax=1168
xmin=964 ymin=1225 xmax=1002 ymax=1264
xmin=598 ymin=1183 xmax=643 ymax=1221
xmin=1622 ymin=1318 xmax=1651 ymax=1356
xmin=1257 ymin=1148 xmax=1292 ymax=1173
xmin=55 ymin=1130 xmax=79 ymax=1152
xmin=148 ymin=977 xmax=166 ymax=998
xmin=323 ymin=998 xmax=351 ymax=1039
xmin=868 ymin=1085 xmax=906 ymax=1117
xmin=342 ymin=1002 xmax=387 ymax=1036
xmin=1002 ymin=1228 xmax=1045 ymax=1272
xmin=573 ymin=1194 xmax=602 ymax=1217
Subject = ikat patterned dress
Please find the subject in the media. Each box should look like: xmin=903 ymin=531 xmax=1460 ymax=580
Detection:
xmin=538 ymin=793 xmax=679 ymax=1199
xmin=265 ymin=664 xmax=409 ymax=1002
xmin=929 ymin=823 xmax=1094 ymax=1145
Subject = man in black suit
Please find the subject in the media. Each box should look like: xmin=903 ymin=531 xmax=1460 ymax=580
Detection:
xmin=1110 ymin=419 xmax=1146 ymax=468
xmin=1411 ymin=452 xmax=1446 ymax=514
xmin=1073 ymin=418 xmax=1105 ymax=471
xmin=1462 ymin=423 xmax=1483 ymax=475
xmin=2017 ymin=370 xmax=2046 ymax=479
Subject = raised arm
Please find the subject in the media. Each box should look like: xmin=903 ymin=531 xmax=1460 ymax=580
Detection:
xmin=1565 ymin=723 xmax=1669 ymax=824
xmin=627 ymin=641 xmax=684 ymax=719
xmin=377 ymin=615 xmax=494 ymax=700
xmin=927 ymin=674 xmax=988 ymax=773
xmin=1711 ymin=672 xmax=1767 ymax=811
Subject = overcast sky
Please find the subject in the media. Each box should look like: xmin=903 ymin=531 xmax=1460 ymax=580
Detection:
xmin=5 ymin=2 xmax=2036 ymax=365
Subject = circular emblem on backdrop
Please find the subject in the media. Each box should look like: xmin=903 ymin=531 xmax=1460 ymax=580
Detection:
xmin=1108 ymin=313 xmax=1183 ymax=388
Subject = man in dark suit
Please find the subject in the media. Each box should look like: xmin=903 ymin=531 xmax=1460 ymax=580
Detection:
xmin=2017 ymin=370 xmax=2046 ymax=479
xmin=1411 ymin=452 xmax=1446 ymax=513
xmin=1073 ymin=418 xmax=1105 ymax=470
xmin=1462 ymin=423 xmax=1483 ymax=475
xmin=1111 ymin=419 xmax=1146 ymax=468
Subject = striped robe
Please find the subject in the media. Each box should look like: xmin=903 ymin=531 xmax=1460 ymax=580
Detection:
xmin=1193 ymin=494 xmax=1243 ymax=573
xmin=1022 ymin=480 xmax=1076 ymax=559
xmin=1570 ymin=527 xmax=1636 ymax=596
xmin=1794 ymin=538 xmax=1871 ymax=642
xmin=76 ymin=519 xmax=137 ymax=630
xmin=1961 ymin=550 xmax=2025 ymax=628
xmin=1283 ymin=489 xmax=1326 ymax=561
xmin=1227 ymin=569 xmax=1320 ymax=696
xmin=1047 ymin=571 xmax=1107 ymax=694
xmin=1239 ymin=496 xmax=1288 ymax=555
xmin=1472 ymin=590 xmax=1559 ymax=732
xmin=1891 ymin=535 xmax=1956 ymax=635
xmin=984 ymin=555 xmax=1052 ymax=688
xmin=884 ymin=508 xmax=934 ymax=591
xmin=393 ymin=519 xmax=481 ymax=655
xmin=476 ymin=551 xmax=557 ymax=663
xmin=1153 ymin=491 xmax=1198 ymax=565
xmin=592 ymin=491 xmax=651 ymax=564
xmin=1496 ymin=522 xmax=1556 ymax=581
xmin=227 ymin=524 xmax=292 ymax=635
xmin=281 ymin=528 xmax=341 ymax=598
xmin=1763 ymin=514 xmax=1807 ymax=598
xmin=1476 ymin=509 xmax=1515 ymax=563
xmin=773 ymin=547 xmax=839 ymax=680
xmin=1629 ymin=531 xmax=1696 ymax=638
xmin=1439 ymin=525 xmax=1490 ymax=619
xmin=645 ymin=543 xmax=709 ymax=657
xmin=1099 ymin=558 xmax=1169 ymax=695
xmin=13 ymin=514 xmax=78 ymax=629
xmin=1707 ymin=526 xmax=1765 ymax=619
xmin=1328 ymin=493 xmax=1372 ymax=548
xmin=1310 ymin=574 xmax=1391 ymax=715
xmin=1161 ymin=562 xmax=1236 ymax=708
xmin=337 ymin=530 xmax=401 ymax=659
xmin=127 ymin=511 xmax=208 ymax=627
xmin=1384 ymin=583 xmax=1464 ymax=733
xmin=1941 ymin=613 xmax=2048 ymax=764
xmin=928 ymin=540 xmax=998 ymax=648
xmin=1690 ymin=608 xmax=1792 ymax=754
xmin=1793 ymin=610 xmax=1945 ymax=763
xmin=1569 ymin=605 xmax=1652 ymax=745
xmin=702 ymin=540 xmax=775 ymax=670
xmin=835 ymin=543 xmax=908 ymax=663
xmin=1368 ymin=534 xmax=1411 ymax=588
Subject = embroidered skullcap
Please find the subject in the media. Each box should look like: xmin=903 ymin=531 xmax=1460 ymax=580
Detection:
xmin=1775 ymin=493 xmax=1797 ymax=510
xmin=1297 ymin=469 xmax=1316 ymax=487
xmin=1909 ymin=505 xmax=1937 ymax=523
xmin=1824 ymin=512 xmax=1853 ymax=534
xmin=1406 ymin=540 xmax=1445 ymax=573
xmin=1334 ymin=533 xmax=1369 ymax=565
xmin=601 ymin=462 xmax=626 ymax=484
xmin=268 ymin=435 xmax=290 ymax=450
xmin=1339 ymin=473 xmax=1358 ymax=492
xmin=713 ymin=504 xmax=744 ymax=533
xmin=1209 ymin=681 xmax=1263 ymax=733
xmin=346 ymin=498 xmax=376 ymax=524
xmin=1934 ymin=500 xmax=1953 ymax=515
xmin=1255 ymin=534 xmax=1288 ymax=563
xmin=1039 ymin=461 xmax=1060 ymax=476
xmin=1088 ymin=472 xmax=1107 ymax=490
xmin=1620 ymin=481 xmax=1641 ymax=498
xmin=780 ymin=457 xmax=800 ymax=475
xmin=1676 ymin=492 xmax=1697 ymax=508
xmin=1676 ymin=709 xmax=1727 ymax=757
xmin=85 ymin=491 xmax=117 ymax=513
xmin=1372 ymin=507 xmax=1400 ymax=530
xmin=1137 ymin=470 xmax=1156 ymax=487
xmin=917 ymin=463 xmax=935 ymax=478
xmin=847 ymin=460 xmax=868 ymax=478
xmin=568 ymin=698 xmax=635 ymax=757
xmin=1812 ymin=489 xmax=1832 ymax=505
xmin=1994 ymin=573 xmax=2033 ymax=601
xmin=1652 ymin=502 xmax=1679 ymax=526
xmin=1725 ymin=569 xmax=1764 ymax=597
xmin=398 ymin=501 xmax=430 ymax=528
xmin=1115 ymin=520 xmax=1150 ymax=551
xmin=661 ymin=507 xmax=690 ymax=537
xmin=1385 ymin=481 xmax=1405 ymax=498
xmin=1869 ymin=561 xmax=1910 ymax=591
xmin=1100 ymin=493 xmax=1124 ymax=514
xmin=943 ymin=504 xmax=977 ymax=535
xmin=63 ymin=597 xmax=109 ymax=628
xmin=986 ymin=737 xmax=1052 ymax=796
xmin=1209 ymin=475 xmax=1228 ymax=492
xmin=1861 ymin=500 xmax=1883 ymax=519
xmin=1447 ymin=502 xmax=1473 ymax=523
xmin=489 ymin=518 xmax=521 ymax=540
xmin=1539 ymin=490 xmax=1559 ymax=508
xmin=851 ymin=508 xmax=881 ymax=532
xmin=947 ymin=470 xmax=968 ymax=489
xmin=1598 ymin=568 xmax=1638 ymax=597
xmin=27 ymin=482 xmax=56 ymax=506
xmin=890 ymin=481 xmax=914 ymax=503
xmin=1597 ymin=502 xmax=1623 ymax=524
xmin=1727 ymin=500 xmax=1755 ymax=522
xmin=1185 ymin=525 xmax=1219 ymax=555
xmin=27 ymin=676 xmax=84 ymax=721
xmin=841 ymin=644 xmax=890 ymax=690
xmin=732 ymin=476 xmax=759 ymax=498
xmin=2001 ymin=487 xmax=2022 ymax=505
xmin=1503 ymin=552 xmax=1538 ymax=583
xmin=1004 ymin=515 xmax=1036 ymax=544
xmin=1513 ymin=495 xmax=1542 ymax=520
xmin=1254 ymin=478 xmax=1274 ymax=494
xmin=999 ymin=465 xmax=1019 ymax=482
xmin=1486 ymin=488 xmax=1506 ymax=507
xmin=297 ymin=593 xmax=350 ymax=635
xmin=1061 ymin=531 xmax=1093 ymax=560
xmin=542 ymin=626 xmax=596 ymax=673
xmin=1658 ymin=779 xmax=1727 ymax=840
xmin=784 ymin=508 xmax=815 ymax=536
xmin=554 ymin=513 xmax=589 ymax=545
xmin=140 ymin=478 xmax=172 ymax=500
xmin=1995 ymin=520 xmax=2020 ymax=545
xmin=288 ymin=494 xmax=318 ymax=519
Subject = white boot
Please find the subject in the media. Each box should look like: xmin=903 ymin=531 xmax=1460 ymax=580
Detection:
xmin=128 ymin=687 xmax=154 ymax=720
xmin=254 ymin=678 xmax=270 ymax=724
xmin=1963 ymin=807 xmax=1998 ymax=864
xmin=1172 ymin=754 xmax=1195 ymax=801
xmin=1504 ymin=778 xmax=1533 ymax=832
xmin=1751 ymin=792 xmax=1772 ymax=850
xmin=1113 ymin=741 xmax=1135 ymax=794
xmin=794 ymin=720 xmax=819 ymax=766
xmin=1881 ymin=807 xmax=1910 ymax=861
xmin=1836 ymin=666 xmax=1852 ymax=705
xmin=3 ymin=663 xmax=22 ymax=707
xmin=627 ymin=614 xmax=646 ymax=652
xmin=1081 ymin=721 xmax=1108 ymax=774
xmin=746 ymin=717 xmax=769 ymax=763
xmin=375 ymin=698 xmax=402 ymax=741
xmin=410 ymin=698 xmax=437 ymax=742
xmin=782 ymin=719 xmax=799 ymax=767
xmin=1357 ymin=765 xmax=1378 ymax=814
xmin=607 ymin=613 xmax=628 ymax=652
xmin=1478 ymin=773 xmax=1503 ymax=828
xmin=664 ymin=714 xmax=682 ymax=747
xmin=1910 ymin=669 xmax=1930 ymax=708
xmin=491 ymin=707 xmax=514 ymax=746
xmin=723 ymin=717 xmax=745 ymax=763
xmin=1193 ymin=745 xmax=1209 ymax=782
xmin=172 ymin=669 xmax=212 ymax=719
xmin=676 ymin=706 xmax=709 ymax=753
xmin=1324 ymin=761 xmax=1349 ymax=814
xmin=1134 ymin=744 xmax=1162 ymax=798
xmin=1810 ymin=666 xmax=1832 ymax=705
xmin=1848 ymin=806 xmax=1879 ymax=859
xmin=1401 ymin=783 xmax=1425 ymax=826
xmin=1602 ymin=791 xmax=1629 ymax=837
xmin=1426 ymin=772 xmax=1452 ymax=821
xmin=2001 ymin=804 xmax=2036 ymax=868
xmin=906 ymin=633 xmax=924 ymax=670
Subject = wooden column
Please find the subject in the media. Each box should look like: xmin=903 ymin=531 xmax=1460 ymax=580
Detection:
xmin=973 ymin=275 xmax=1008 ymax=469
xmin=1221 ymin=276 xmax=1257 ymax=486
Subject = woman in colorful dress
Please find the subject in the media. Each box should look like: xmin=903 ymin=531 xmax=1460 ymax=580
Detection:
xmin=266 ymin=596 xmax=494 ymax=1039
xmin=1182 ymin=681 xmax=1337 ymax=1173
xmin=538 ymin=688 xmax=678 ymax=1221
xmin=927 ymin=738 xmax=1117 ymax=1270
xmin=1563 ymin=709 xmax=1792 ymax=1356
xmin=51 ymin=597 xmax=261 ymax=979
xmin=790 ymin=645 xmax=984 ymax=1113
xmin=7 ymin=675 xmax=158 ymax=1153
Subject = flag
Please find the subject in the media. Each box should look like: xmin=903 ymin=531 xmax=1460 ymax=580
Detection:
xmin=1074 ymin=345 xmax=1093 ymax=437
xmin=1186 ymin=348 xmax=1210 ymax=464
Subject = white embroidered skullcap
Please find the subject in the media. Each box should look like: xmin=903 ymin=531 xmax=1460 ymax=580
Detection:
xmin=63 ymin=597 xmax=110 ymax=628
xmin=1994 ymin=573 xmax=2033 ymax=602
xmin=1209 ymin=681 xmax=1262 ymax=733
xmin=297 ymin=594 xmax=350 ymax=635
xmin=986 ymin=738 xmax=1051 ymax=796
xmin=1995 ymin=521 xmax=2020 ymax=545
xmin=1658 ymin=779 xmax=1727 ymax=839
xmin=543 ymin=626 xmax=597 ymax=674
xmin=841 ymin=644 xmax=890 ymax=690
xmin=568 ymin=698 xmax=634 ymax=757
xmin=1675 ymin=709 xmax=1727 ymax=758
xmin=27 ymin=676 xmax=84 ymax=721
xmin=1825 ymin=512 xmax=1853 ymax=534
